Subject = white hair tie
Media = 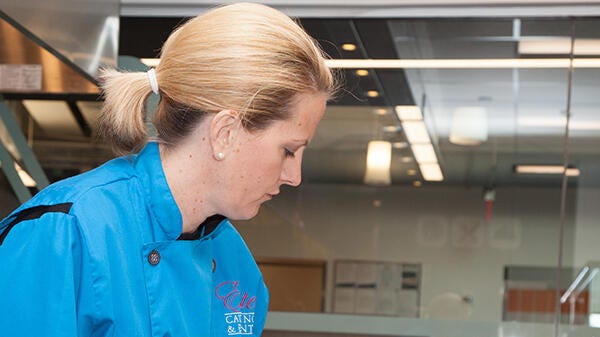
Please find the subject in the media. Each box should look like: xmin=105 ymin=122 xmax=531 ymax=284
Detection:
xmin=146 ymin=68 xmax=159 ymax=95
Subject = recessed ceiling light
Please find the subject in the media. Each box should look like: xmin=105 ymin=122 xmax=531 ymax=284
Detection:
xmin=355 ymin=69 xmax=369 ymax=76
xmin=413 ymin=181 xmax=423 ymax=187
xmin=407 ymin=169 xmax=417 ymax=176
xmin=342 ymin=43 xmax=357 ymax=51
xmin=367 ymin=90 xmax=379 ymax=98
xmin=373 ymin=108 xmax=388 ymax=115
xmin=392 ymin=142 xmax=408 ymax=149
xmin=381 ymin=125 xmax=400 ymax=133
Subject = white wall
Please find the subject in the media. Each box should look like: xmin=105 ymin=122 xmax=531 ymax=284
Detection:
xmin=235 ymin=183 xmax=579 ymax=322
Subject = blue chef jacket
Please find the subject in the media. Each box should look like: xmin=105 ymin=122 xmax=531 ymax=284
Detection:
xmin=0 ymin=142 xmax=269 ymax=337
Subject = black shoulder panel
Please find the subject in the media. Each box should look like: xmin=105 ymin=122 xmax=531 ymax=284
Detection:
xmin=0 ymin=203 xmax=73 ymax=246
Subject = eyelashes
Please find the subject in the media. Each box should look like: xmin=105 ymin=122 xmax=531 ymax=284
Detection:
xmin=284 ymin=148 xmax=296 ymax=158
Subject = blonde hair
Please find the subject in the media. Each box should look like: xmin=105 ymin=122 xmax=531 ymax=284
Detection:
xmin=100 ymin=3 xmax=337 ymax=155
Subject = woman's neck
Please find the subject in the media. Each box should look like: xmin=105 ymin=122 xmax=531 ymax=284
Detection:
xmin=158 ymin=140 xmax=217 ymax=234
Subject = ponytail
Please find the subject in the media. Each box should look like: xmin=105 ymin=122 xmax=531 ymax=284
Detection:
xmin=99 ymin=3 xmax=338 ymax=156
xmin=99 ymin=68 xmax=153 ymax=155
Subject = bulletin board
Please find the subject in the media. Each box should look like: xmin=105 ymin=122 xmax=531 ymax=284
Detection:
xmin=257 ymin=258 xmax=326 ymax=312
xmin=332 ymin=260 xmax=421 ymax=317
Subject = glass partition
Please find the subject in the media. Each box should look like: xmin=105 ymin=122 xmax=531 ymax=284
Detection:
xmin=567 ymin=19 xmax=600 ymax=330
xmin=232 ymin=15 xmax=600 ymax=337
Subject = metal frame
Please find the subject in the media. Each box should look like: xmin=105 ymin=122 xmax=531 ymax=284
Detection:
xmin=0 ymin=97 xmax=49 ymax=202
xmin=121 ymin=0 xmax=600 ymax=18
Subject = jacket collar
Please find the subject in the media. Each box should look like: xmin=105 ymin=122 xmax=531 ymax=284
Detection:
xmin=134 ymin=142 xmax=183 ymax=241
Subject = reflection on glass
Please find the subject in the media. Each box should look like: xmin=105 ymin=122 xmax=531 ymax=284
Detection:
xmin=233 ymin=16 xmax=600 ymax=337
xmin=232 ymin=17 xmax=600 ymax=337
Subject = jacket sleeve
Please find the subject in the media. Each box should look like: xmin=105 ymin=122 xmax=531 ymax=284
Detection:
xmin=0 ymin=211 xmax=90 ymax=337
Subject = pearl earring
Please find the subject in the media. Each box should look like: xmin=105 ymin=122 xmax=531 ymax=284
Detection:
xmin=216 ymin=152 xmax=225 ymax=160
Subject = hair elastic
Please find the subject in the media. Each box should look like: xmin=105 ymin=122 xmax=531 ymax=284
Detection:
xmin=147 ymin=69 xmax=159 ymax=95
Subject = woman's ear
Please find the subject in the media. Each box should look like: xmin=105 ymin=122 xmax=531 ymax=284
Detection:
xmin=209 ymin=110 xmax=240 ymax=160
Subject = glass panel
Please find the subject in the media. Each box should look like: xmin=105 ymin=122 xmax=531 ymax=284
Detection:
xmin=231 ymin=15 xmax=600 ymax=337
xmin=565 ymin=18 xmax=600 ymax=330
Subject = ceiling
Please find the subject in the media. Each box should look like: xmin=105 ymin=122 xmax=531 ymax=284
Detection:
xmin=2 ymin=8 xmax=600 ymax=191
xmin=118 ymin=15 xmax=600 ymax=188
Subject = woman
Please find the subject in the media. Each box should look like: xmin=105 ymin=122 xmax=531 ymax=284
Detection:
xmin=0 ymin=3 xmax=336 ymax=336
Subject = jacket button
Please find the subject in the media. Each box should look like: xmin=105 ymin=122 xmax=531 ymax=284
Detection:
xmin=148 ymin=250 xmax=161 ymax=266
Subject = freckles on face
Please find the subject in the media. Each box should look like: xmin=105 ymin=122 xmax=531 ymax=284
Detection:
xmin=225 ymin=92 xmax=327 ymax=220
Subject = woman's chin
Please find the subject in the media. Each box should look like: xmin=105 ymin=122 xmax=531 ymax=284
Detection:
xmin=227 ymin=205 xmax=261 ymax=221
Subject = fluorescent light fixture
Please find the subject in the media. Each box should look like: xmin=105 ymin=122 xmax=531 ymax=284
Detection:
xmin=576 ymin=59 xmax=600 ymax=67
xmin=402 ymin=121 xmax=431 ymax=144
xmin=449 ymin=107 xmax=488 ymax=146
xmin=519 ymin=38 xmax=600 ymax=55
xmin=14 ymin=163 xmax=36 ymax=187
xmin=407 ymin=169 xmax=417 ymax=176
xmin=140 ymin=58 xmax=160 ymax=67
xmin=366 ymin=90 xmax=379 ymax=98
xmin=324 ymin=58 xmax=600 ymax=69
xmin=364 ymin=141 xmax=392 ymax=186
xmin=395 ymin=105 xmax=422 ymax=121
xmin=396 ymin=106 xmax=441 ymax=181
xmin=144 ymin=57 xmax=600 ymax=70
xmin=412 ymin=144 xmax=437 ymax=164
xmin=518 ymin=117 xmax=600 ymax=131
xmin=515 ymin=165 xmax=580 ymax=176
xmin=355 ymin=69 xmax=369 ymax=76
xmin=419 ymin=163 xmax=444 ymax=181
xmin=518 ymin=116 xmax=566 ymax=128
xmin=342 ymin=43 xmax=356 ymax=51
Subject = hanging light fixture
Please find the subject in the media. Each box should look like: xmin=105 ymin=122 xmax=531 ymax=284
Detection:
xmin=364 ymin=141 xmax=392 ymax=186
xmin=449 ymin=106 xmax=488 ymax=146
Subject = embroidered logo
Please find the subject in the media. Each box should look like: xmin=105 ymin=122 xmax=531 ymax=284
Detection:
xmin=216 ymin=281 xmax=257 ymax=335
xmin=225 ymin=312 xmax=254 ymax=335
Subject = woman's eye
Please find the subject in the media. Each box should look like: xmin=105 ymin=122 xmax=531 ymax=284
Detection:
xmin=284 ymin=148 xmax=296 ymax=158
